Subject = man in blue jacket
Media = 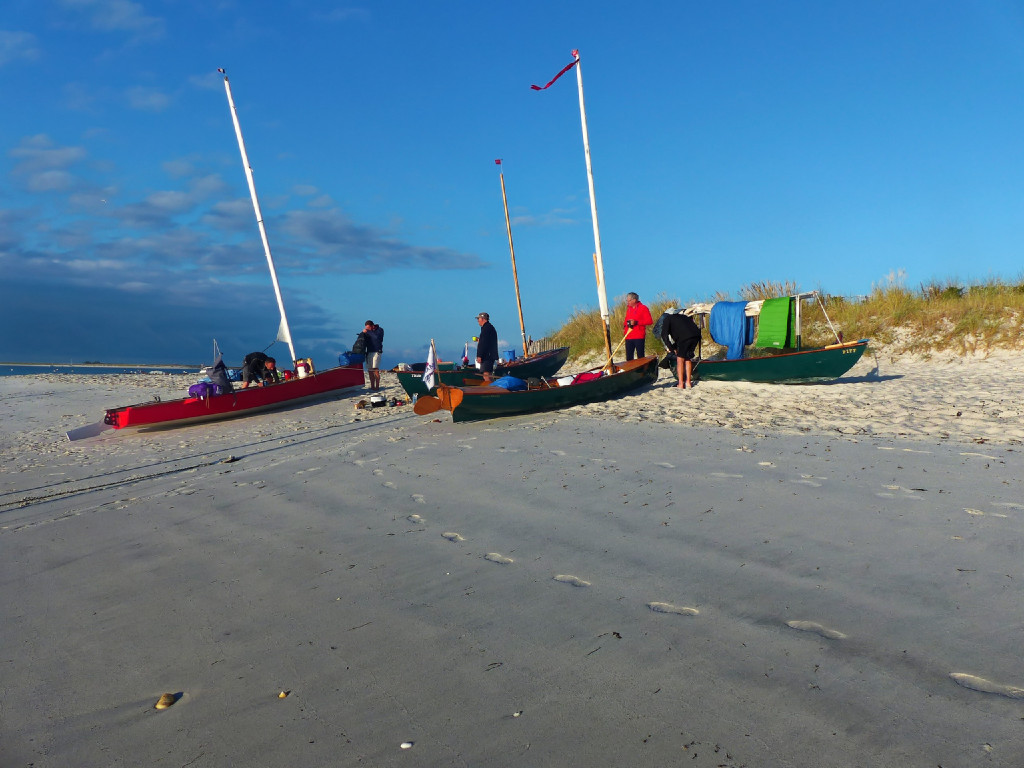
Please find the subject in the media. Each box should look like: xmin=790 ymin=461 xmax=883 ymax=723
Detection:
xmin=474 ymin=312 xmax=499 ymax=380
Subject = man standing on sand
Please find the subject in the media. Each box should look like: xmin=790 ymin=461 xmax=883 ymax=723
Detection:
xmin=475 ymin=312 xmax=499 ymax=380
xmin=660 ymin=309 xmax=702 ymax=389
xmin=623 ymin=292 xmax=654 ymax=361
xmin=364 ymin=320 xmax=384 ymax=391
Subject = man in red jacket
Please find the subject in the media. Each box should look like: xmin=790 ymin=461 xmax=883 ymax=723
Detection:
xmin=622 ymin=292 xmax=654 ymax=361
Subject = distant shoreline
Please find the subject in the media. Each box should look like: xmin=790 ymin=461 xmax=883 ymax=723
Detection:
xmin=0 ymin=362 xmax=197 ymax=368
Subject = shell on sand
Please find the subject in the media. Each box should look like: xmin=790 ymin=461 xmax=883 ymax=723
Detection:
xmin=155 ymin=692 xmax=177 ymax=709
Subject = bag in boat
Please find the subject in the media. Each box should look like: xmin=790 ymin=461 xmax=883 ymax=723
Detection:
xmin=571 ymin=371 xmax=604 ymax=385
xmin=207 ymin=359 xmax=234 ymax=394
xmin=339 ymin=351 xmax=365 ymax=366
xmin=188 ymin=381 xmax=216 ymax=399
xmin=490 ymin=376 xmax=528 ymax=391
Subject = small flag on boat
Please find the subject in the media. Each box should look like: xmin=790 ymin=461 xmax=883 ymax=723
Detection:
xmin=276 ymin=317 xmax=292 ymax=346
xmin=423 ymin=340 xmax=437 ymax=391
xmin=530 ymin=51 xmax=579 ymax=91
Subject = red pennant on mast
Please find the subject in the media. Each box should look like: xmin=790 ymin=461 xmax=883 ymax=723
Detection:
xmin=495 ymin=159 xmax=502 ymax=165
xmin=530 ymin=51 xmax=580 ymax=90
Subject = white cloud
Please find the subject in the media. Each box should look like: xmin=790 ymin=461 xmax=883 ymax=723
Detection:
xmin=0 ymin=30 xmax=40 ymax=67
xmin=60 ymin=0 xmax=164 ymax=40
xmin=9 ymin=135 xmax=87 ymax=172
xmin=126 ymin=85 xmax=171 ymax=112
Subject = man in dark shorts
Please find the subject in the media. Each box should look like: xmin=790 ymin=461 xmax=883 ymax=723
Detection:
xmin=660 ymin=310 xmax=701 ymax=389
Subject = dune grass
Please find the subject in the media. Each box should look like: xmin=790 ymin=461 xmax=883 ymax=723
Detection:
xmin=545 ymin=275 xmax=1024 ymax=361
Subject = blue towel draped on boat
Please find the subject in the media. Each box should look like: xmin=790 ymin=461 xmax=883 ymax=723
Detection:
xmin=709 ymin=301 xmax=755 ymax=360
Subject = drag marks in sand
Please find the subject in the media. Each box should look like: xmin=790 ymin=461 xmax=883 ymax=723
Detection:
xmin=647 ymin=602 xmax=699 ymax=616
xmin=950 ymin=673 xmax=1024 ymax=699
xmin=786 ymin=620 xmax=847 ymax=640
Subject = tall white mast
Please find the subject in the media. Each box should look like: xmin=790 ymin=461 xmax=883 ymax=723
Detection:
xmin=219 ymin=68 xmax=297 ymax=365
xmin=572 ymin=50 xmax=614 ymax=366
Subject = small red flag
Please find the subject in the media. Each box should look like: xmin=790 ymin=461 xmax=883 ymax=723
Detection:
xmin=495 ymin=159 xmax=502 ymax=165
xmin=530 ymin=53 xmax=580 ymax=91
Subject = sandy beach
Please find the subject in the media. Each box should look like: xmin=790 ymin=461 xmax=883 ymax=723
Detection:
xmin=2 ymin=350 xmax=1023 ymax=767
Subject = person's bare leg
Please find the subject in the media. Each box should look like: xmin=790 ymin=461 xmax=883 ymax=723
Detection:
xmin=675 ymin=355 xmax=686 ymax=389
xmin=684 ymin=358 xmax=694 ymax=389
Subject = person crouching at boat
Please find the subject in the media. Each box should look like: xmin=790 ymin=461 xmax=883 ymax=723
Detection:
xmin=623 ymin=292 xmax=654 ymax=361
xmin=660 ymin=310 xmax=701 ymax=390
xmin=240 ymin=352 xmax=280 ymax=388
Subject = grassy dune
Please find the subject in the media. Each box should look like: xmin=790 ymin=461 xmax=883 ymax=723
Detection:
xmin=546 ymin=275 xmax=1024 ymax=361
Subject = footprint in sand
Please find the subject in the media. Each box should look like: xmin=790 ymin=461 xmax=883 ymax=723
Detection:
xmin=411 ymin=493 xmax=426 ymax=504
xmin=710 ymin=472 xmax=743 ymax=479
xmin=382 ymin=481 xmax=396 ymax=488
xmin=407 ymin=514 xmax=424 ymax=524
xmin=758 ymin=461 xmax=775 ymax=467
xmin=553 ymin=574 xmax=590 ymax=587
xmin=372 ymin=469 xmax=384 ymax=476
xmin=654 ymin=462 xmax=675 ymax=469
xmin=965 ymin=508 xmax=985 ymax=516
xmin=484 ymin=553 xmax=513 ymax=565
xmin=549 ymin=450 xmax=566 ymax=456
xmin=647 ymin=602 xmax=699 ymax=616
xmin=442 ymin=532 xmax=464 ymax=542
xmin=950 ymin=673 xmax=1024 ymax=699
xmin=786 ymin=620 xmax=846 ymax=639
xmin=295 ymin=467 xmax=321 ymax=475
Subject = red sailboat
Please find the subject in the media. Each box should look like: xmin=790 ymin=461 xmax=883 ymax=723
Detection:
xmin=67 ymin=70 xmax=363 ymax=440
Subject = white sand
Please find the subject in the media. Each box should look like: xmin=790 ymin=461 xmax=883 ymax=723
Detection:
xmin=1 ymin=357 xmax=1023 ymax=766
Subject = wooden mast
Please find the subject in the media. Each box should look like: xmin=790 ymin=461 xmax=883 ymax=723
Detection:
xmin=497 ymin=160 xmax=529 ymax=357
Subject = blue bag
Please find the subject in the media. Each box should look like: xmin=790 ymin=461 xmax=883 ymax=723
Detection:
xmin=339 ymin=351 xmax=365 ymax=366
xmin=490 ymin=376 xmax=527 ymax=391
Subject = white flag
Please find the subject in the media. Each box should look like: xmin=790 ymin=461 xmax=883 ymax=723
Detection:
xmin=276 ymin=317 xmax=292 ymax=346
xmin=422 ymin=341 xmax=437 ymax=391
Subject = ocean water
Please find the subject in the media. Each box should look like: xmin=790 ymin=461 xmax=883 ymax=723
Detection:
xmin=0 ymin=364 xmax=197 ymax=378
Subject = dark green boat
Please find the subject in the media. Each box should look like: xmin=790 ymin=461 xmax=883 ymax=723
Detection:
xmin=494 ymin=345 xmax=569 ymax=379
xmin=422 ymin=356 xmax=658 ymax=423
xmin=664 ymin=292 xmax=869 ymax=383
xmin=693 ymin=340 xmax=869 ymax=383
xmin=395 ymin=346 xmax=570 ymax=397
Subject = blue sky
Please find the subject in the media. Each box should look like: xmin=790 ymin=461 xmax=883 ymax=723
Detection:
xmin=3 ymin=1 xmax=1023 ymax=368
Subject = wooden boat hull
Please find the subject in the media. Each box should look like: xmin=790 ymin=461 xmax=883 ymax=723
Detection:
xmin=444 ymin=356 xmax=658 ymax=423
xmin=692 ymin=340 xmax=868 ymax=383
xmin=103 ymin=365 xmax=365 ymax=430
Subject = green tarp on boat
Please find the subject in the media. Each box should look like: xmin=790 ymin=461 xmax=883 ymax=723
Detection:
xmin=754 ymin=297 xmax=794 ymax=349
